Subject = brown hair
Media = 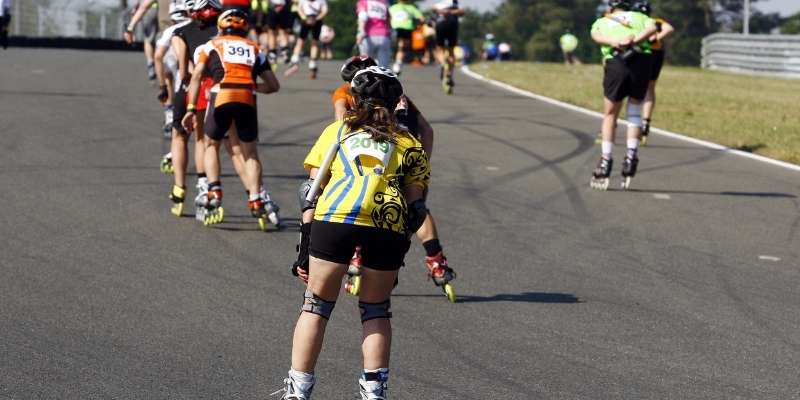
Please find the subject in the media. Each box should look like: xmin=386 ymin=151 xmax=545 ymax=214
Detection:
xmin=344 ymin=93 xmax=405 ymax=144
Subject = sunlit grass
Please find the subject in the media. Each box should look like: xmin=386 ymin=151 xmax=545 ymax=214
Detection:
xmin=474 ymin=62 xmax=800 ymax=164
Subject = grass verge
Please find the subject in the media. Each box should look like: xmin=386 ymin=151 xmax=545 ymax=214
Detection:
xmin=472 ymin=62 xmax=800 ymax=165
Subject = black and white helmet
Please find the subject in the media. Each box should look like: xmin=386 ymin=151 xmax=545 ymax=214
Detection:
xmin=351 ymin=66 xmax=404 ymax=109
xmin=192 ymin=0 xmax=222 ymax=11
xmin=169 ymin=0 xmax=190 ymax=22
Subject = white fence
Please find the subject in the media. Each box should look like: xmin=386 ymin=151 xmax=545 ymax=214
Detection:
xmin=702 ymin=33 xmax=800 ymax=79
xmin=11 ymin=0 xmax=129 ymax=40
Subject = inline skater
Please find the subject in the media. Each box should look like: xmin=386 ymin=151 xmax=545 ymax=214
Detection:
xmin=432 ymin=0 xmax=464 ymax=94
xmin=319 ymin=24 xmax=335 ymax=60
xmin=152 ymin=1 xmax=192 ymax=174
xmin=560 ymin=30 xmax=581 ymax=65
xmin=285 ymin=0 xmax=328 ymax=79
xmin=325 ymin=56 xmax=455 ymax=302
xmin=589 ymin=0 xmax=657 ymax=190
xmin=481 ymin=33 xmax=498 ymax=61
xmin=632 ymin=1 xmax=674 ymax=146
xmin=125 ymin=0 xmax=161 ymax=80
xmin=263 ymin=0 xmax=294 ymax=64
xmin=389 ymin=0 xmax=424 ymax=74
xmin=0 ymin=0 xmax=11 ymax=50
xmin=276 ymin=66 xmax=430 ymax=400
xmin=167 ymin=0 xmax=221 ymax=218
xmin=356 ymin=0 xmax=391 ymax=67
xmin=182 ymin=9 xmax=282 ymax=229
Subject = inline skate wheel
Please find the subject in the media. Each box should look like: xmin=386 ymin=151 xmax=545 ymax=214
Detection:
xmin=641 ymin=135 xmax=648 ymax=147
xmin=258 ymin=216 xmax=268 ymax=232
xmin=346 ymin=275 xmax=361 ymax=296
xmin=443 ymin=283 xmax=456 ymax=303
xmin=590 ymin=177 xmax=610 ymax=191
xmin=621 ymin=177 xmax=632 ymax=190
xmin=171 ymin=203 xmax=183 ymax=217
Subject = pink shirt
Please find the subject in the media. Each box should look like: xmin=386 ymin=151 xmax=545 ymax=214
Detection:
xmin=357 ymin=0 xmax=390 ymax=38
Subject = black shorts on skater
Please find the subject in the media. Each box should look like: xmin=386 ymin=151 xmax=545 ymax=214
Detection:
xmin=309 ymin=221 xmax=411 ymax=271
xmin=603 ymin=53 xmax=652 ymax=102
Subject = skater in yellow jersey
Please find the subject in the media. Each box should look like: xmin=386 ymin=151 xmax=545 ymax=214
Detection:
xmin=276 ymin=66 xmax=429 ymax=400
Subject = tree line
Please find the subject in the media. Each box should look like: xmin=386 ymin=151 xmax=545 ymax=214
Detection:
xmin=323 ymin=0 xmax=798 ymax=66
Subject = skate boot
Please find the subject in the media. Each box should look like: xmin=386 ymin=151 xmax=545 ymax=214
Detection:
xmin=308 ymin=60 xmax=318 ymax=80
xmin=160 ymin=153 xmax=174 ymax=175
xmin=163 ymin=106 xmax=173 ymax=138
xmin=270 ymin=375 xmax=314 ymax=400
xmin=203 ymin=186 xmax=224 ymax=226
xmin=284 ymin=55 xmax=301 ymax=77
xmin=249 ymin=196 xmax=281 ymax=231
xmin=620 ymin=155 xmax=639 ymax=190
xmin=359 ymin=370 xmax=389 ymax=400
xmin=169 ymin=185 xmax=186 ymax=217
xmin=147 ymin=62 xmax=156 ymax=81
xmin=194 ymin=178 xmax=208 ymax=222
xmin=590 ymin=157 xmax=613 ymax=191
xmin=309 ymin=67 xmax=318 ymax=80
xmin=344 ymin=246 xmax=362 ymax=296
xmin=641 ymin=119 xmax=651 ymax=146
xmin=392 ymin=62 xmax=402 ymax=75
xmin=268 ymin=51 xmax=278 ymax=70
xmin=425 ymin=251 xmax=457 ymax=303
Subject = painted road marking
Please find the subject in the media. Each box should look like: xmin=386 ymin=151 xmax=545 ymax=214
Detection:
xmin=758 ymin=255 xmax=781 ymax=262
xmin=486 ymin=166 xmax=500 ymax=171
xmin=653 ymin=194 xmax=671 ymax=200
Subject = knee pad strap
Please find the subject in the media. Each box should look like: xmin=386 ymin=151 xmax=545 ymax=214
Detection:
xmin=302 ymin=288 xmax=336 ymax=319
xmin=359 ymin=299 xmax=392 ymax=323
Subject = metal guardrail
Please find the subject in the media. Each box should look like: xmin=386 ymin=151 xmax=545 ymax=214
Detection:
xmin=11 ymin=0 xmax=128 ymax=40
xmin=702 ymin=33 xmax=800 ymax=79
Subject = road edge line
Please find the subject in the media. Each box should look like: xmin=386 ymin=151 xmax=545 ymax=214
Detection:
xmin=461 ymin=65 xmax=800 ymax=173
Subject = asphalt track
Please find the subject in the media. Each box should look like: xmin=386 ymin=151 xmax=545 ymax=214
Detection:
xmin=1 ymin=49 xmax=799 ymax=399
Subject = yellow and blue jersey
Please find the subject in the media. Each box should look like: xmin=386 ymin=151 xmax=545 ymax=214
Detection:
xmin=304 ymin=120 xmax=430 ymax=234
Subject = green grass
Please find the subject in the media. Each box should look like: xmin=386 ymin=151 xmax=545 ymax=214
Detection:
xmin=472 ymin=62 xmax=800 ymax=165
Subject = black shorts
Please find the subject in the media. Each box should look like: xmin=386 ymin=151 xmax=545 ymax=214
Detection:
xmin=310 ymin=221 xmax=411 ymax=271
xmin=603 ymin=54 xmax=653 ymax=102
xmin=251 ymin=9 xmax=268 ymax=32
xmin=266 ymin=6 xmax=293 ymax=30
xmin=298 ymin=20 xmax=322 ymax=41
xmin=435 ymin=22 xmax=458 ymax=48
xmin=395 ymin=28 xmax=413 ymax=41
xmin=204 ymin=93 xmax=259 ymax=143
xmin=651 ymin=50 xmax=665 ymax=81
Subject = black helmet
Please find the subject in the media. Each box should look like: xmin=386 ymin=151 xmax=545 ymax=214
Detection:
xmin=340 ymin=55 xmax=377 ymax=83
xmin=608 ymin=0 xmax=630 ymax=11
xmin=351 ymin=66 xmax=403 ymax=109
xmin=631 ymin=1 xmax=651 ymax=15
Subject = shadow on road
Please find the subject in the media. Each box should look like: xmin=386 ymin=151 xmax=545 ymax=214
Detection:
xmin=394 ymin=292 xmax=582 ymax=304
xmin=628 ymin=189 xmax=797 ymax=198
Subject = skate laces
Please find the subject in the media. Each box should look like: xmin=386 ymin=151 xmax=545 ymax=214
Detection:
xmin=269 ymin=378 xmax=311 ymax=400
xmin=359 ymin=379 xmax=388 ymax=400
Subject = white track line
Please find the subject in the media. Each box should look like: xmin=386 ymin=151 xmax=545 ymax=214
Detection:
xmin=461 ymin=65 xmax=800 ymax=173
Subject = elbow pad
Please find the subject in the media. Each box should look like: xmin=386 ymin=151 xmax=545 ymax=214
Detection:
xmin=298 ymin=179 xmax=318 ymax=212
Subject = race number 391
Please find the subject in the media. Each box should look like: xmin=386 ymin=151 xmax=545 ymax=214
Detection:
xmin=223 ymin=42 xmax=256 ymax=65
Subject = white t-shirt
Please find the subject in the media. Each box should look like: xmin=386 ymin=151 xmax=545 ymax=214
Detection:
xmin=299 ymin=0 xmax=326 ymax=17
xmin=499 ymin=42 xmax=511 ymax=54
xmin=156 ymin=20 xmax=191 ymax=49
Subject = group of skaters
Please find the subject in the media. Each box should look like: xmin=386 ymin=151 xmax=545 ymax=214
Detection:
xmin=590 ymin=0 xmax=673 ymax=190
xmin=480 ymin=33 xmax=512 ymax=61
xmin=126 ymin=0 xmax=461 ymax=399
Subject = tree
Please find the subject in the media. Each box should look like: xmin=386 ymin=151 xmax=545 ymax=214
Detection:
xmin=325 ymin=0 xmax=357 ymax=59
xmin=781 ymin=12 xmax=800 ymax=34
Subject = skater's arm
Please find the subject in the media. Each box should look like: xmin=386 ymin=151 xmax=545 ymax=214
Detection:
xmin=257 ymin=70 xmax=281 ymax=94
xmin=406 ymin=98 xmax=433 ymax=156
xmin=632 ymin=24 xmax=658 ymax=46
xmin=181 ymin=61 xmax=205 ymax=132
xmin=318 ymin=2 xmax=328 ymax=20
xmin=154 ymin=46 xmax=169 ymax=101
xmin=655 ymin=20 xmax=675 ymax=42
xmin=124 ymin=0 xmax=153 ymax=43
xmin=172 ymin=36 xmax=188 ymax=85
xmin=591 ymin=31 xmax=632 ymax=49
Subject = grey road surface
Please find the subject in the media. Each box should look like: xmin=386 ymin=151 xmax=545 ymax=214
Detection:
xmin=1 ymin=49 xmax=799 ymax=399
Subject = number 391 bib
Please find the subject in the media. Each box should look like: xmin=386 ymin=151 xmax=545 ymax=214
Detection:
xmin=223 ymin=42 xmax=256 ymax=65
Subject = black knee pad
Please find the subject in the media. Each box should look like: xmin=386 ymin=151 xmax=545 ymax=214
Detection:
xmin=359 ymin=299 xmax=392 ymax=323
xmin=301 ymin=288 xmax=336 ymax=319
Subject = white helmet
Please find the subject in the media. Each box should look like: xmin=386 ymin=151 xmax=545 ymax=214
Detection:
xmin=169 ymin=0 xmax=189 ymax=22
xmin=485 ymin=33 xmax=495 ymax=41
xmin=192 ymin=0 xmax=221 ymax=11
